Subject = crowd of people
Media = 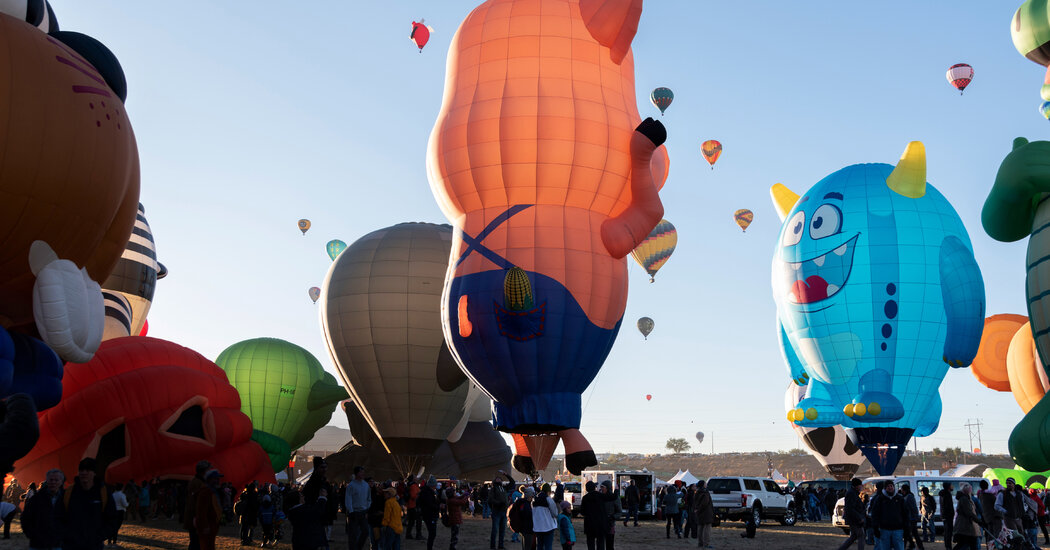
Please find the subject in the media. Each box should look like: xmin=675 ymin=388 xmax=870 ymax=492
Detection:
xmin=836 ymin=476 xmax=1050 ymax=550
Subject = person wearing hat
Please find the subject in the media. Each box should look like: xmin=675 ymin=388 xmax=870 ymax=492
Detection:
xmin=417 ymin=476 xmax=440 ymax=550
xmin=63 ymin=457 xmax=117 ymax=550
xmin=533 ymin=483 xmax=559 ymax=550
xmin=195 ymin=469 xmax=224 ymax=550
xmin=557 ymin=500 xmax=576 ymax=550
xmin=381 ymin=487 xmax=404 ymax=550
xmin=183 ymin=460 xmax=211 ymax=550
xmin=445 ymin=481 xmax=470 ymax=550
xmin=489 ymin=470 xmax=515 ymax=550
xmin=509 ymin=485 xmax=535 ymax=550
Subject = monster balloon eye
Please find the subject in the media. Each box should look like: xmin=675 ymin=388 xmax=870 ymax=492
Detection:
xmin=810 ymin=204 xmax=842 ymax=239
xmin=782 ymin=211 xmax=805 ymax=246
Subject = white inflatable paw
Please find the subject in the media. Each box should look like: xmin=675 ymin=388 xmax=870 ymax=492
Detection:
xmin=29 ymin=241 xmax=104 ymax=363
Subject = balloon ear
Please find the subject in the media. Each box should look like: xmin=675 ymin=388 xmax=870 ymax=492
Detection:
xmin=50 ymin=31 xmax=127 ymax=102
xmin=1014 ymin=137 xmax=1031 ymax=151
xmin=770 ymin=183 xmax=800 ymax=222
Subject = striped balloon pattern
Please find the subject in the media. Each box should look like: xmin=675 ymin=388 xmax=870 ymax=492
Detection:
xmin=946 ymin=63 xmax=973 ymax=94
xmin=101 ymin=203 xmax=163 ymax=338
xmin=734 ymin=209 xmax=754 ymax=232
xmin=630 ymin=219 xmax=677 ymax=282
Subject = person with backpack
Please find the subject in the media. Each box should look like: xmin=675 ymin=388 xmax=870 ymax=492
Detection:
xmin=533 ymin=484 xmax=559 ymax=550
xmin=509 ymin=485 xmax=535 ymax=550
xmin=557 ymin=501 xmax=576 ymax=550
xmin=489 ymin=470 xmax=514 ymax=550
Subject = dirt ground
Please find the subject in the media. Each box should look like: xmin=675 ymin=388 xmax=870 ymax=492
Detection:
xmin=3 ymin=513 xmax=856 ymax=550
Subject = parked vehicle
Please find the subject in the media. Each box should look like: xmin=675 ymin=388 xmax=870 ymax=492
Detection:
xmin=580 ymin=470 xmax=657 ymax=517
xmin=563 ymin=481 xmax=583 ymax=516
xmin=831 ymin=475 xmax=983 ymax=534
xmin=706 ymin=476 xmax=796 ymax=526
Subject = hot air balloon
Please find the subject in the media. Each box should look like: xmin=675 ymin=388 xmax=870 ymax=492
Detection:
xmin=734 ymin=209 xmax=754 ymax=232
xmin=637 ymin=317 xmax=654 ymax=340
xmin=326 ymin=240 xmax=347 ymax=261
xmin=772 ymin=142 xmax=985 ymax=475
xmin=427 ymin=0 xmax=668 ymax=475
xmin=1041 ymin=101 xmax=1050 ymax=121
xmin=695 ymin=431 xmax=704 ymax=445
xmin=308 ymin=287 xmax=321 ymax=304
xmin=783 ymin=382 xmax=865 ymax=481
xmin=298 ymin=219 xmax=311 ymax=235
xmin=411 ymin=20 xmax=432 ymax=52
xmin=650 ymin=87 xmax=673 ymax=115
xmin=701 ymin=140 xmax=722 ymax=169
xmin=102 ymin=203 xmax=163 ymax=340
xmin=13 ymin=337 xmax=275 ymax=488
xmin=645 ymin=394 xmax=652 ymax=401
xmin=215 ymin=338 xmax=347 ymax=472
xmin=946 ymin=63 xmax=974 ymax=94
xmin=630 ymin=220 xmax=677 ymax=283
xmin=321 ymin=223 xmax=472 ymax=477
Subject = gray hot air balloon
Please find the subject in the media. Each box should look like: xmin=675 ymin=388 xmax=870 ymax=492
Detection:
xmin=637 ymin=317 xmax=654 ymax=340
xmin=695 ymin=431 xmax=704 ymax=445
xmin=321 ymin=222 xmax=471 ymax=477
xmin=101 ymin=203 xmax=165 ymax=339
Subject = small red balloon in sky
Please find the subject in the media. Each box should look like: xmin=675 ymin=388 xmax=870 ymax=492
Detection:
xmin=646 ymin=394 xmax=652 ymax=401
xmin=411 ymin=20 xmax=432 ymax=52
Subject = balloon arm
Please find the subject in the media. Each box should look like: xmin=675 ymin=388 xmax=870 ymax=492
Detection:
xmin=578 ymin=0 xmax=642 ymax=65
xmin=982 ymin=138 xmax=1050 ymax=242
xmin=306 ymin=382 xmax=350 ymax=411
xmin=938 ymin=236 xmax=985 ymax=368
xmin=778 ymin=322 xmax=809 ymax=385
xmin=601 ymin=118 xmax=666 ymax=259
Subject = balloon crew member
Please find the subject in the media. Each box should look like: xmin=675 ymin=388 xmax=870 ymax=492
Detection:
xmin=63 ymin=457 xmax=117 ymax=550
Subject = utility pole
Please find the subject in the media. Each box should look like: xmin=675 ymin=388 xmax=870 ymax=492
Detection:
xmin=964 ymin=418 xmax=984 ymax=454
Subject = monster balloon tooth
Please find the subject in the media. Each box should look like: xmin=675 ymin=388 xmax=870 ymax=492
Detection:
xmin=773 ymin=141 xmax=985 ymax=475
xmin=427 ymin=0 xmax=668 ymax=475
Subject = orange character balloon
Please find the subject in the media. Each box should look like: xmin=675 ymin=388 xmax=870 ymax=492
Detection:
xmin=0 ymin=13 xmax=140 ymax=335
xmin=427 ymin=0 xmax=668 ymax=475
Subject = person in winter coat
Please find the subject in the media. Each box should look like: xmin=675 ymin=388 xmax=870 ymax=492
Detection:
xmin=381 ymin=487 xmax=403 ymax=550
xmin=19 ymin=468 xmax=66 ymax=549
xmin=623 ymin=480 xmax=639 ymax=527
xmin=238 ymin=483 xmax=260 ymax=545
xmin=1031 ymin=487 xmax=1050 ymax=545
xmin=64 ymin=457 xmax=117 ymax=550
xmin=183 ymin=460 xmax=211 ymax=550
xmin=558 ymin=500 xmax=576 ymax=550
xmin=108 ymin=484 xmax=128 ymax=546
xmin=952 ymin=485 xmax=981 ymax=550
xmin=580 ymin=482 xmax=606 ymax=550
xmin=445 ymin=483 xmax=469 ymax=550
xmin=288 ymin=489 xmax=329 ymax=550
xmin=977 ymin=480 xmax=1002 ymax=542
xmin=405 ymin=476 xmax=421 ymax=541
xmin=194 ymin=470 xmax=224 ymax=550
xmin=417 ymin=477 xmax=440 ymax=550
xmin=899 ymin=484 xmax=924 ymax=550
xmin=489 ymin=470 xmax=514 ymax=550
xmin=662 ymin=485 xmax=681 ymax=538
xmin=692 ymin=480 xmax=714 ymax=550
xmin=835 ymin=478 xmax=865 ymax=550
xmin=920 ymin=487 xmax=937 ymax=543
xmin=939 ymin=482 xmax=955 ymax=549
xmin=599 ymin=481 xmax=621 ymax=550
xmin=259 ymin=495 xmax=276 ymax=547
xmin=871 ymin=480 xmax=908 ymax=550
xmin=510 ymin=486 xmax=536 ymax=550
xmin=533 ymin=484 xmax=559 ymax=550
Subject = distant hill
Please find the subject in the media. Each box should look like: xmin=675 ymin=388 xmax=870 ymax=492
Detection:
xmin=533 ymin=451 xmax=1016 ymax=482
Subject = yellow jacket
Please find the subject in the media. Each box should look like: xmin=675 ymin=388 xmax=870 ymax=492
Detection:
xmin=382 ymin=497 xmax=403 ymax=534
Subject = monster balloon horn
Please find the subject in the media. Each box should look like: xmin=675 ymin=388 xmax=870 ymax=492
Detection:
xmin=427 ymin=0 xmax=670 ymax=475
xmin=772 ymin=142 xmax=985 ymax=475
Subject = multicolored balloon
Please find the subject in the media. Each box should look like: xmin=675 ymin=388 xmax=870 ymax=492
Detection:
xmin=734 ymin=209 xmax=754 ymax=232
xmin=701 ymin=139 xmax=722 ymax=169
xmin=773 ymin=142 xmax=985 ymax=475
xmin=946 ymin=63 xmax=974 ymax=94
xmin=411 ymin=20 xmax=432 ymax=51
xmin=1040 ymin=101 xmax=1050 ymax=120
xmin=308 ymin=286 xmax=321 ymax=303
xmin=630 ymin=219 xmax=677 ymax=283
xmin=637 ymin=316 xmax=654 ymax=339
xmin=650 ymin=87 xmax=673 ymax=115
xmin=326 ymin=239 xmax=347 ymax=261
xmin=298 ymin=219 xmax=311 ymax=235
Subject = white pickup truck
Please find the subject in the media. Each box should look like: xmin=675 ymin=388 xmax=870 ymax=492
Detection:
xmin=706 ymin=476 xmax=797 ymax=526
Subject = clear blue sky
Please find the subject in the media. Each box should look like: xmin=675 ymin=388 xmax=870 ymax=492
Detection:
xmin=53 ymin=1 xmax=1048 ymax=456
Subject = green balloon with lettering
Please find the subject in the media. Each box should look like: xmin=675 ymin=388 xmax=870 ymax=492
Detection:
xmin=216 ymin=338 xmax=347 ymax=472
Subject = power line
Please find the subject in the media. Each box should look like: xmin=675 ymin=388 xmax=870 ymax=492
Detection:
xmin=964 ymin=418 xmax=984 ymax=453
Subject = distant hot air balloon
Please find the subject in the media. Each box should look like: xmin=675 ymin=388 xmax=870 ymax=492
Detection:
xmin=308 ymin=287 xmax=321 ymax=304
xmin=1041 ymin=101 xmax=1050 ymax=121
xmin=630 ymin=219 xmax=677 ymax=282
xmin=297 ymin=219 xmax=311 ymax=235
xmin=701 ymin=140 xmax=722 ymax=169
xmin=326 ymin=240 xmax=347 ymax=261
xmin=695 ymin=431 xmax=704 ymax=445
xmin=645 ymin=394 xmax=652 ymax=401
xmin=946 ymin=63 xmax=974 ymax=94
xmin=637 ymin=317 xmax=654 ymax=340
xmin=734 ymin=209 xmax=754 ymax=232
xmin=411 ymin=20 xmax=432 ymax=52
xmin=650 ymin=87 xmax=673 ymax=115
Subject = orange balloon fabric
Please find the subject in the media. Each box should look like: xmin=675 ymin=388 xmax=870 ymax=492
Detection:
xmin=0 ymin=14 xmax=139 ymax=330
xmin=972 ymin=314 xmax=1028 ymax=391
xmin=1008 ymin=321 xmax=1049 ymax=413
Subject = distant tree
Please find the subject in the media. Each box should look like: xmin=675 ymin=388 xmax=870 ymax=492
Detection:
xmin=666 ymin=437 xmax=691 ymax=455
xmin=931 ymin=447 xmax=943 ymax=456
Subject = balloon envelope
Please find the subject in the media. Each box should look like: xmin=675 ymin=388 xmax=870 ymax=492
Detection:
xmin=946 ymin=63 xmax=974 ymax=93
xmin=411 ymin=21 xmax=431 ymax=51
xmin=637 ymin=317 xmax=654 ymax=339
xmin=650 ymin=87 xmax=673 ymax=114
xmin=630 ymin=220 xmax=677 ymax=282
xmin=734 ymin=209 xmax=754 ymax=232
xmin=1041 ymin=101 xmax=1050 ymax=121
xmin=308 ymin=287 xmax=321 ymax=304
xmin=701 ymin=140 xmax=722 ymax=168
xmin=326 ymin=240 xmax=347 ymax=261
xmin=784 ymin=382 xmax=865 ymax=481
xmin=645 ymin=394 xmax=652 ymax=401
xmin=298 ymin=219 xmax=311 ymax=235
xmin=695 ymin=431 xmax=704 ymax=444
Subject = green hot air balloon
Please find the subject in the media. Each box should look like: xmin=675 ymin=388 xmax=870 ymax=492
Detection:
xmin=215 ymin=338 xmax=348 ymax=472
xmin=326 ymin=239 xmax=347 ymax=261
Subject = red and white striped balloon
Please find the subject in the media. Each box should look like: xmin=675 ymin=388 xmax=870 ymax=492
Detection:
xmin=946 ymin=63 xmax=974 ymax=94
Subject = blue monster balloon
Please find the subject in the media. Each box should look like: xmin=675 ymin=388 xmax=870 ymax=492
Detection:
xmin=771 ymin=142 xmax=985 ymax=475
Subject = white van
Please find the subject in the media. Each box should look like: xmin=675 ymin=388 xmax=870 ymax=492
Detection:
xmin=832 ymin=475 xmax=984 ymax=534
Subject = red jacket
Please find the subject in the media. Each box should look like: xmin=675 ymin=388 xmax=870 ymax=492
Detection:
xmin=407 ymin=484 xmax=420 ymax=509
xmin=446 ymin=491 xmax=469 ymax=525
